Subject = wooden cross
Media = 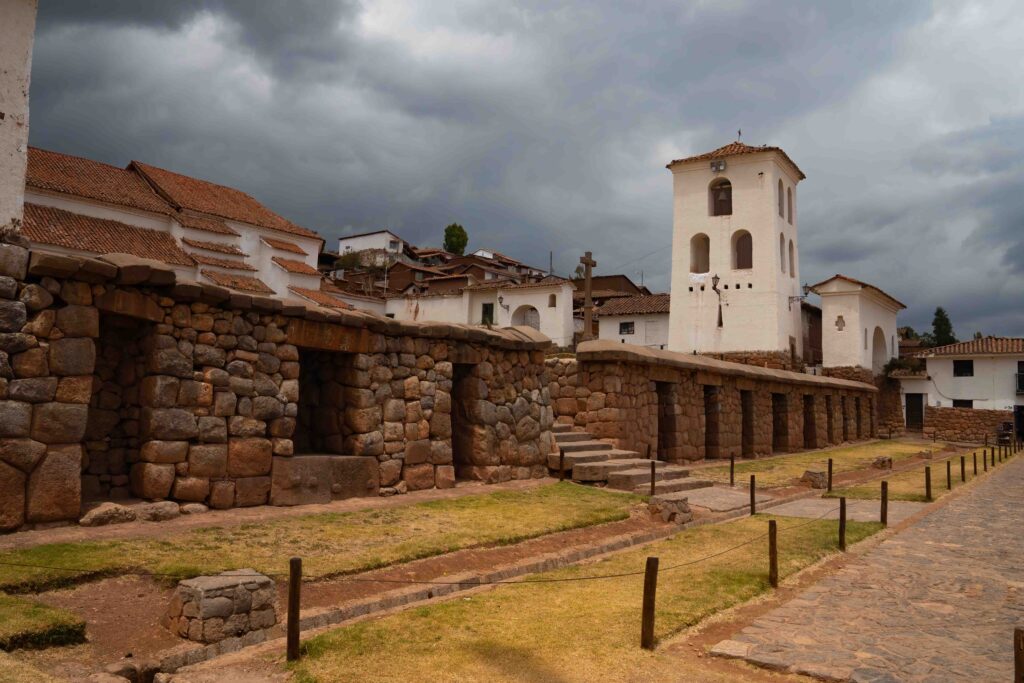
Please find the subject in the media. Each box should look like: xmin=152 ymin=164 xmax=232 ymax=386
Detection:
xmin=580 ymin=251 xmax=596 ymax=341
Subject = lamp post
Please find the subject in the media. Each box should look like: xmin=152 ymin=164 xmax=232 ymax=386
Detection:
xmin=788 ymin=282 xmax=812 ymax=311
xmin=711 ymin=273 xmax=723 ymax=327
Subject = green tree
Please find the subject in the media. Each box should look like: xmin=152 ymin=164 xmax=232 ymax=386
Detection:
xmin=931 ymin=307 xmax=958 ymax=346
xmin=334 ymin=251 xmax=362 ymax=271
xmin=443 ymin=223 xmax=468 ymax=255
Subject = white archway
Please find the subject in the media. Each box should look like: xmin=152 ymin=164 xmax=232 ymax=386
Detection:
xmin=871 ymin=326 xmax=887 ymax=375
xmin=511 ymin=305 xmax=540 ymax=330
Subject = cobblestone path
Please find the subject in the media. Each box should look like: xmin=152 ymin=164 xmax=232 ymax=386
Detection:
xmin=712 ymin=456 xmax=1024 ymax=682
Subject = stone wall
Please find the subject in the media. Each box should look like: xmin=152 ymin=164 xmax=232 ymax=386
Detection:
xmin=0 ymin=246 xmax=554 ymax=531
xmin=924 ymin=406 xmax=1013 ymax=443
xmin=549 ymin=341 xmax=877 ymax=463
xmin=702 ymin=350 xmax=801 ymax=372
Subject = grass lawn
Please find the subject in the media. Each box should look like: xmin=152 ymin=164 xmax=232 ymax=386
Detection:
xmin=0 ymin=483 xmax=639 ymax=593
xmin=827 ymin=447 xmax=1003 ymax=502
xmin=0 ymin=594 xmax=85 ymax=651
xmin=290 ymin=514 xmax=881 ymax=683
xmin=699 ymin=440 xmax=947 ymax=488
xmin=0 ymin=652 xmax=60 ymax=683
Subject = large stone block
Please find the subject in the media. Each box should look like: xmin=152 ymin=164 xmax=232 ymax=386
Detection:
xmin=0 ymin=400 xmax=32 ymax=437
xmin=130 ymin=462 xmax=176 ymax=499
xmin=227 ymin=438 xmax=273 ymax=477
xmin=55 ymin=376 xmax=94 ymax=404
xmin=209 ymin=480 xmax=235 ymax=509
xmin=0 ymin=461 xmax=26 ymax=530
xmin=189 ymin=444 xmax=228 ymax=478
xmin=172 ymin=476 xmax=210 ymax=503
xmin=345 ymin=406 xmax=382 ymax=433
xmin=379 ymin=458 xmax=401 ymax=487
xmin=142 ymin=408 xmax=199 ymax=440
xmin=95 ymin=289 xmax=164 ymax=323
xmin=48 ymin=338 xmax=96 ymax=376
xmin=140 ymin=375 xmax=181 ymax=408
xmin=403 ymin=463 xmax=435 ymax=491
xmin=8 ymin=377 xmax=58 ymax=403
xmin=31 ymin=402 xmax=88 ymax=443
xmin=234 ymin=476 xmax=271 ymax=507
xmin=140 ymin=440 xmax=189 ymax=464
xmin=0 ymin=438 xmax=46 ymax=473
xmin=435 ymin=465 xmax=456 ymax=490
xmin=148 ymin=348 xmax=193 ymax=378
xmin=270 ymin=455 xmax=332 ymax=506
xmin=55 ymin=305 xmax=100 ymax=338
xmin=328 ymin=455 xmax=380 ymax=499
xmin=404 ymin=439 xmax=431 ymax=465
xmin=0 ymin=300 xmax=27 ymax=333
xmin=0 ymin=244 xmax=29 ymax=280
xmin=27 ymin=444 xmax=82 ymax=522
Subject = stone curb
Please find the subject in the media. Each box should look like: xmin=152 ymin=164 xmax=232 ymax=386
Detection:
xmin=153 ymin=521 xmax=682 ymax=673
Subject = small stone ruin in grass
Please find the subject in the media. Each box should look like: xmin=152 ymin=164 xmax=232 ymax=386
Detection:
xmin=649 ymin=495 xmax=693 ymax=524
xmin=164 ymin=569 xmax=277 ymax=644
xmin=872 ymin=456 xmax=893 ymax=469
xmin=800 ymin=470 xmax=828 ymax=489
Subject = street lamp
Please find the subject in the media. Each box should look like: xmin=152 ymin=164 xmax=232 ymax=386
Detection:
xmin=788 ymin=283 xmax=811 ymax=311
xmin=711 ymin=273 xmax=723 ymax=328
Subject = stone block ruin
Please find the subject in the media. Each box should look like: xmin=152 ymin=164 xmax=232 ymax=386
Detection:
xmin=0 ymin=244 xmax=880 ymax=533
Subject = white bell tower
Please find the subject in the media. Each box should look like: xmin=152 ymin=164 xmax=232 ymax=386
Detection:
xmin=666 ymin=142 xmax=806 ymax=365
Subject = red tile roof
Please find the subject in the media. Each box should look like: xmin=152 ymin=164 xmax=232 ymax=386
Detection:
xmin=272 ymin=257 xmax=320 ymax=276
xmin=174 ymin=211 xmax=238 ymax=236
xmin=916 ymin=337 xmax=1024 ymax=357
xmin=463 ymin=275 xmax=570 ymax=291
xmin=200 ymin=269 xmax=274 ymax=294
xmin=288 ymin=286 xmax=354 ymax=309
xmin=22 ymin=203 xmax=194 ymax=266
xmin=26 ymin=147 xmax=173 ymax=215
xmin=131 ymin=160 xmax=322 ymax=241
xmin=189 ymin=252 xmax=256 ymax=271
xmin=667 ymin=141 xmax=806 ymax=180
xmin=809 ymin=274 xmax=907 ymax=310
xmin=261 ymin=237 xmax=307 ymax=255
xmin=597 ymin=293 xmax=671 ymax=316
xmin=182 ymin=237 xmax=247 ymax=257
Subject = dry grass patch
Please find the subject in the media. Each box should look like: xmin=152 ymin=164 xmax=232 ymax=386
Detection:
xmin=0 ymin=483 xmax=638 ymax=593
xmin=290 ymin=515 xmax=881 ymax=683
xmin=828 ymin=447 xmax=999 ymax=502
xmin=700 ymin=440 xmax=946 ymax=488
xmin=0 ymin=594 xmax=85 ymax=652
xmin=0 ymin=652 xmax=61 ymax=683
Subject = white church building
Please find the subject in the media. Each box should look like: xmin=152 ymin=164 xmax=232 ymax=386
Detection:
xmin=667 ymin=142 xmax=807 ymax=368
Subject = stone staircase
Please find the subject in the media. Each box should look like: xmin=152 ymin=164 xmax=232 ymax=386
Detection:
xmin=549 ymin=424 xmax=714 ymax=495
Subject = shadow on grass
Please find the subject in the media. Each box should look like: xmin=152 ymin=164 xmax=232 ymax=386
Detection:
xmin=467 ymin=640 xmax=572 ymax=683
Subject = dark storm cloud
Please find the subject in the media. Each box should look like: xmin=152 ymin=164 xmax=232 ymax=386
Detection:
xmin=25 ymin=0 xmax=1024 ymax=336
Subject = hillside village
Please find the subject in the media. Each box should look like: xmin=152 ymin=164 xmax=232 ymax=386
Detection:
xmin=2 ymin=2 xmax=1024 ymax=682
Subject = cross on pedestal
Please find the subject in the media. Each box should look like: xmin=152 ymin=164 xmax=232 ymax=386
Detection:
xmin=580 ymin=251 xmax=596 ymax=341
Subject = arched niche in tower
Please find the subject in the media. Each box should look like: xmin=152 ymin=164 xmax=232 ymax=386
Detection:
xmin=731 ymin=229 xmax=753 ymax=270
xmin=708 ymin=178 xmax=732 ymax=216
xmin=690 ymin=233 xmax=710 ymax=273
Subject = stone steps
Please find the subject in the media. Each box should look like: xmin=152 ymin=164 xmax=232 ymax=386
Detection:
xmin=559 ymin=440 xmax=615 ymax=454
xmin=633 ymin=477 xmax=715 ymax=496
xmin=573 ymin=458 xmax=670 ymax=482
xmin=552 ymin=423 xmax=574 ymax=434
xmin=554 ymin=431 xmax=596 ymax=444
xmin=606 ymin=465 xmax=690 ymax=490
xmin=546 ymin=449 xmax=638 ymax=472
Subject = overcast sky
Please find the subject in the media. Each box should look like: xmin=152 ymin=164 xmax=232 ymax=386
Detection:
xmin=27 ymin=0 xmax=1024 ymax=337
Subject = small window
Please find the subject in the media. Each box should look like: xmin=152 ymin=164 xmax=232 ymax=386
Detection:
xmin=952 ymin=399 xmax=973 ymax=409
xmin=548 ymin=294 xmax=557 ymax=308
xmin=953 ymin=360 xmax=974 ymax=377
xmin=481 ymin=303 xmax=494 ymax=325
xmin=619 ymin=321 xmax=635 ymax=335
xmin=385 ymin=313 xmax=395 ymax=319
xmin=690 ymin=233 xmax=710 ymax=273
xmin=778 ymin=179 xmax=784 ymax=217
xmin=787 ymin=187 xmax=793 ymax=224
xmin=731 ymin=230 xmax=753 ymax=269
xmin=709 ymin=178 xmax=732 ymax=216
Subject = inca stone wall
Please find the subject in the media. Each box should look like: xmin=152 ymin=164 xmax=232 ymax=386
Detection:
xmin=706 ymin=350 xmax=802 ymax=372
xmin=0 ymin=245 xmax=553 ymax=532
xmin=549 ymin=341 xmax=877 ymax=464
xmin=925 ymin=406 xmax=1013 ymax=443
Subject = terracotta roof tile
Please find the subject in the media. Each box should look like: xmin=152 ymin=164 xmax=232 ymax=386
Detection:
xmin=288 ymin=286 xmax=354 ymax=309
xmin=182 ymin=238 xmax=247 ymax=257
xmin=667 ymin=141 xmax=806 ymax=180
xmin=188 ymin=252 xmax=256 ymax=271
xmin=272 ymin=257 xmax=320 ymax=276
xmin=27 ymin=147 xmax=173 ymax=215
xmin=22 ymin=203 xmax=194 ymax=266
xmin=917 ymin=337 xmax=1024 ymax=357
xmin=131 ymin=160 xmax=322 ymax=241
xmin=174 ymin=211 xmax=239 ymax=236
xmin=463 ymin=275 xmax=570 ymax=291
xmin=200 ymin=269 xmax=274 ymax=294
xmin=261 ymin=237 xmax=307 ymax=255
xmin=597 ymin=293 xmax=671 ymax=316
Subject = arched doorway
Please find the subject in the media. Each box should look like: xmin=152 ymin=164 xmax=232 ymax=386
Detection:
xmin=511 ymin=305 xmax=540 ymax=329
xmin=871 ymin=326 xmax=887 ymax=375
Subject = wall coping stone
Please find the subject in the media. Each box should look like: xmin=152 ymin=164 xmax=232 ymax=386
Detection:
xmin=576 ymin=340 xmax=877 ymax=392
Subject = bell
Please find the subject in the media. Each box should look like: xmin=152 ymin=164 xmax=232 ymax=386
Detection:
xmin=718 ymin=189 xmax=728 ymax=201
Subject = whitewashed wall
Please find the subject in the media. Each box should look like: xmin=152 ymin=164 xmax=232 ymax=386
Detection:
xmin=598 ymin=312 xmax=669 ymax=349
xmin=0 ymin=0 xmax=36 ymax=232
xmin=902 ymin=356 xmax=1024 ymax=411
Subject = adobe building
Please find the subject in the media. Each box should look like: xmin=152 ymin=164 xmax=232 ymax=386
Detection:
xmin=667 ymin=142 xmax=807 ymax=369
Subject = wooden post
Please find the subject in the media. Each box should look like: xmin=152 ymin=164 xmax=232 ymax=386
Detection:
xmin=640 ymin=556 xmax=659 ymax=650
xmin=925 ymin=466 xmax=932 ymax=501
xmin=750 ymin=474 xmax=756 ymax=516
xmin=960 ymin=455 xmax=966 ymax=482
xmin=827 ymin=458 xmax=833 ymax=492
xmin=984 ymin=450 xmax=988 ymax=472
xmin=880 ymin=481 xmax=888 ymax=527
xmin=974 ymin=452 xmax=978 ymax=475
xmin=946 ymin=460 xmax=952 ymax=490
xmin=287 ymin=557 xmax=302 ymax=662
xmin=558 ymin=449 xmax=565 ymax=482
xmin=839 ymin=497 xmax=847 ymax=551
xmin=650 ymin=460 xmax=657 ymax=497
xmin=1015 ymin=627 xmax=1024 ymax=683
xmin=768 ymin=520 xmax=778 ymax=588
xmin=730 ymin=454 xmax=735 ymax=487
